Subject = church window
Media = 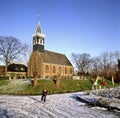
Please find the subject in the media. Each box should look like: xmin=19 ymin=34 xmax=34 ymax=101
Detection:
xmin=45 ymin=65 xmax=49 ymax=73
xmin=70 ymin=68 xmax=73 ymax=74
xmin=59 ymin=67 xmax=62 ymax=74
xmin=65 ymin=67 xmax=67 ymax=74
xmin=53 ymin=66 xmax=56 ymax=73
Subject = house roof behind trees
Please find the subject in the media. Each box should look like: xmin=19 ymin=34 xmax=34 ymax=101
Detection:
xmin=7 ymin=63 xmax=27 ymax=72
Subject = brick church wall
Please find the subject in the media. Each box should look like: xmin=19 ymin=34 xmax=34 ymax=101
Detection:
xmin=43 ymin=63 xmax=74 ymax=79
xmin=27 ymin=51 xmax=43 ymax=77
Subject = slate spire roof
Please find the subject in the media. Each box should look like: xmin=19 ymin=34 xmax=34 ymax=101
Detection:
xmin=36 ymin=21 xmax=41 ymax=33
xmin=33 ymin=21 xmax=45 ymax=38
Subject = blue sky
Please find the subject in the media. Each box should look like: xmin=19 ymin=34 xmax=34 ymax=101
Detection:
xmin=0 ymin=0 xmax=120 ymax=61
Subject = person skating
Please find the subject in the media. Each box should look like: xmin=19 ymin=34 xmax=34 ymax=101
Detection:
xmin=41 ymin=89 xmax=48 ymax=102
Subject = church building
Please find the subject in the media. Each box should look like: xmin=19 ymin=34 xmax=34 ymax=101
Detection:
xmin=27 ymin=21 xmax=74 ymax=79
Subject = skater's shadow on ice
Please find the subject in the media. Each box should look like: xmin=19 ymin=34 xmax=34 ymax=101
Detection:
xmin=29 ymin=96 xmax=40 ymax=102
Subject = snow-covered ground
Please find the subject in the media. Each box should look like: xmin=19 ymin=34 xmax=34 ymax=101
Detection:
xmin=78 ymin=87 xmax=120 ymax=111
xmin=0 ymin=92 xmax=119 ymax=118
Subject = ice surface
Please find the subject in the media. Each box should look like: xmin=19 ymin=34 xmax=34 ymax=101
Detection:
xmin=0 ymin=92 xmax=119 ymax=118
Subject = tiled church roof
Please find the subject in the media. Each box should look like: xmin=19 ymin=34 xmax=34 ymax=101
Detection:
xmin=43 ymin=50 xmax=72 ymax=66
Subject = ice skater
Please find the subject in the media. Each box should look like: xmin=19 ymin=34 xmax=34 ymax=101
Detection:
xmin=41 ymin=89 xmax=48 ymax=102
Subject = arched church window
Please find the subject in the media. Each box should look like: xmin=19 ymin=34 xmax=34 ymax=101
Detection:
xmin=70 ymin=68 xmax=73 ymax=74
xmin=53 ymin=66 xmax=56 ymax=73
xmin=59 ymin=67 xmax=62 ymax=74
xmin=45 ymin=65 xmax=49 ymax=73
xmin=65 ymin=67 xmax=67 ymax=74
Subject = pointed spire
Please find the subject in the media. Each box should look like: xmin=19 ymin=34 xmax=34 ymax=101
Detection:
xmin=32 ymin=17 xmax=45 ymax=38
xmin=36 ymin=21 xmax=41 ymax=33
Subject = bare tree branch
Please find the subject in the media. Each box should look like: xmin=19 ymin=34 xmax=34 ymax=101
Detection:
xmin=0 ymin=36 xmax=29 ymax=75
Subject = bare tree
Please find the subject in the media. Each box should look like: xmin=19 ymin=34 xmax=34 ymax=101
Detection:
xmin=71 ymin=50 xmax=120 ymax=82
xmin=71 ymin=53 xmax=91 ymax=75
xmin=56 ymin=73 xmax=61 ymax=88
xmin=71 ymin=53 xmax=80 ymax=71
xmin=99 ymin=52 xmax=117 ymax=78
xmin=91 ymin=57 xmax=101 ymax=78
xmin=18 ymin=44 xmax=32 ymax=66
xmin=33 ymin=70 xmax=38 ymax=87
xmin=0 ymin=36 xmax=28 ymax=76
xmin=114 ymin=51 xmax=120 ymax=59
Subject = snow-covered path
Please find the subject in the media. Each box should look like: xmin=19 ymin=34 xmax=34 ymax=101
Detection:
xmin=0 ymin=92 xmax=119 ymax=118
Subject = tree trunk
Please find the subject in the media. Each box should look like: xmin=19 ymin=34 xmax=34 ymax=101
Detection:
xmin=5 ymin=65 xmax=7 ymax=76
xmin=95 ymin=76 xmax=99 ymax=83
xmin=56 ymin=73 xmax=61 ymax=88
xmin=112 ymin=75 xmax=114 ymax=85
xmin=92 ymin=75 xmax=99 ymax=90
xmin=33 ymin=71 xmax=38 ymax=87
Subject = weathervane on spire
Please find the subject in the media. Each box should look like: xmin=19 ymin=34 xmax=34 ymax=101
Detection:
xmin=38 ymin=15 xmax=40 ymax=22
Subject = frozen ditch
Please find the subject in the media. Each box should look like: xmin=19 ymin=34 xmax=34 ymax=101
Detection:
xmin=0 ymin=91 xmax=119 ymax=118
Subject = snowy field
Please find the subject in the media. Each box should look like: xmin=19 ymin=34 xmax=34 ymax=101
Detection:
xmin=0 ymin=92 xmax=119 ymax=118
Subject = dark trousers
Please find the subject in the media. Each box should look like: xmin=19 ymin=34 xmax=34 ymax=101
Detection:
xmin=41 ymin=95 xmax=46 ymax=102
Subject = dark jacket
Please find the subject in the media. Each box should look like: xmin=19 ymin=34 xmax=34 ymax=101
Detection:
xmin=42 ymin=89 xmax=48 ymax=96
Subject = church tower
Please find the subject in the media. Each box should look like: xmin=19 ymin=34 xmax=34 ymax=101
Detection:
xmin=27 ymin=20 xmax=74 ymax=78
xmin=32 ymin=21 xmax=45 ymax=53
